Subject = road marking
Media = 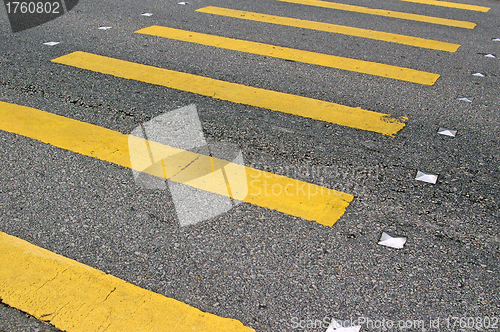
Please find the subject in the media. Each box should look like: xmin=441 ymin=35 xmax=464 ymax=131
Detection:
xmin=276 ymin=0 xmax=477 ymax=29
xmin=135 ymin=26 xmax=440 ymax=85
xmin=0 ymin=100 xmax=354 ymax=226
xmin=196 ymin=6 xmax=460 ymax=52
xmin=0 ymin=231 xmax=255 ymax=332
xmin=51 ymin=51 xmax=407 ymax=136
xmin=396 ymin=0 xmax=489 ymax=12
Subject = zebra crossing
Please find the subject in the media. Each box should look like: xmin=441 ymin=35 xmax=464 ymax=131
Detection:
xmin=0 ymin=0 xmax=495 ymax=331
xmin=44 ymin=0 xmax=489 ymax=224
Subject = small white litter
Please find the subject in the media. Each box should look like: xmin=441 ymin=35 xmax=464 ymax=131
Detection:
xmin=43 ymin=41 xmax=60 ymax=46
xmin=415 ymin=171 xmax=438 ymax=184
xmin=98 ymin=26 xmax=112 ymax=30
xmin=457 ymin=96 xmax=474 ymax=102
xmin=326 ymin=319 xmax=361 ymax=332
xmin=492 ymin=38 xmax=500 ymax=42
xmin=178 ymin=1 xmax=188 ymax=4
xmin=378 ymin=232 xmax=407 ymax=249
xmin=141 ymin=12 xmax=153 ymax=16
xmin=437 ymin=127 xmax=457 ymax=137
xmin=484 ymin=54 xmax=496 ymax=58
xmin=472 ymin=72 xmax=485 ymax=77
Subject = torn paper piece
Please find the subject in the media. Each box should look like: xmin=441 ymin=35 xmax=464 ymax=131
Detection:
xmin=492 ymin=38 xmax=500 ymax=42
xmin=378 ymin=232 xmax=407 ymax=249
xmin=43 ymin=41 xmax=60 ymax=46
xmin=484 ymin=54 xmax=497 ymax=58
xmin=326 ymin=319 xmax=361 ymax=332
xmin=98 ymin=26 xmax=112 ymax=30
xmin=457 ymin=96 xmax=474 ymax=102
xmin=141 ymin=12 xmax=153 ymax=16
xmin=437 ymin=127 xmax=457 ymax=137
xmin=178 ymin=1 xmax=188 ymax=4
xmin=472 ymin=72 xmax=485 ymax=77
xmin=415 ymin=171 xmax=438 ymax=184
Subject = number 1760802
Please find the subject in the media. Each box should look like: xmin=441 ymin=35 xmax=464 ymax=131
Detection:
xmin=5 ymin=2 xmax=61 ymax=14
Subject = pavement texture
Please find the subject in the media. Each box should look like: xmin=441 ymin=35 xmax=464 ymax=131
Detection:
xmin=0 ymin=0 xmax=499 ymax=331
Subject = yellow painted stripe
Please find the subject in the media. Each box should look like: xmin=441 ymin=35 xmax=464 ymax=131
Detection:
xmin=277 ymin=0 xmax=477 ymax=29
xmin=397 ymin=0 xmax=489 ymax=12
xmin=196 ymin=6 xmax=460 ymax=52
xmin=0 ymin=231 xmax=255 ymax=332
xmin=135 ymin=26 xmax=440 ymax=85
xmin=51 ymin=51 xmax=407 ymax=136
xmin=0 ymin=100 xmax=354 ymax=226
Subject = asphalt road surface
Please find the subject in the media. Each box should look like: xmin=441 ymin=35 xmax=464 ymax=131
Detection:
xmin=0 ymin=0 xmax=499 ymax=331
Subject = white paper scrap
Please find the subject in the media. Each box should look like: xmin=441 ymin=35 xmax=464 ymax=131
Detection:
xmin=472 ymin=72 xmax=485 ymax=77
xmin=415 ymin=171 xmax=438 ymax=184
xmin=492 ymin=38 xmax=500 ymax=42
xmin=178 ymin=1 xmax=188 ymax=4
xmin=141 ymin=12 xmax=153 ymax=16
xmin=457 ymin=96 xmax=473 ymax=102
xmin=378 ymin=232 xmax=407 ymax=249
xmin=484 ymin=54 xmax=496 ymax=58
xmin=98 ymin=26 xmax=112 ymax=30
xmin=326 ymin=319 xmax=361 ymax=332
xmin=43 ymin=41 xmax=60 ymax=46
xmin=437 ymin=127 xmax=457 ymax=137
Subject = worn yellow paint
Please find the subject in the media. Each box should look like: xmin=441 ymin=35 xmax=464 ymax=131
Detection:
xmin=396 ymin=0 xmax=489 ymax=12
xmin=51 ymin=51 xmax=407 ymax=136
xmin=0 ymin=101 xmax=354 ymax=226
xmin=0 ymin=231 xmax=255 ymax=332
xmin=135 ymin=26 xmax=440 ymax=85
xmin=196 ymin=6 xmax=460 ymax=52
xmin=277 ymin=0 xmax=477 ymax=29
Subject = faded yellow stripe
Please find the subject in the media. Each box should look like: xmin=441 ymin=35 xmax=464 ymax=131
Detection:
xmin=196 ymin=6 xmax=460 ymax=52
xmin=0 ymin=101 xmax=354 ymax=226
xmin=397 ymin=0 xmax=489 ymax=12
xmin=277 ymin=0 xmax=477 ymax=29
xmin=0 ymin=231 xmax=255 ymax=332
xmin=135 ymin=26 xmax=440 ymax=85
xmin=51 ymin=51 xmax=407 ymax=136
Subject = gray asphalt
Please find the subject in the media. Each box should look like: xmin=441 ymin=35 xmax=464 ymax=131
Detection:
xmin=0 ymin=0 xmax=499 ymax=331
